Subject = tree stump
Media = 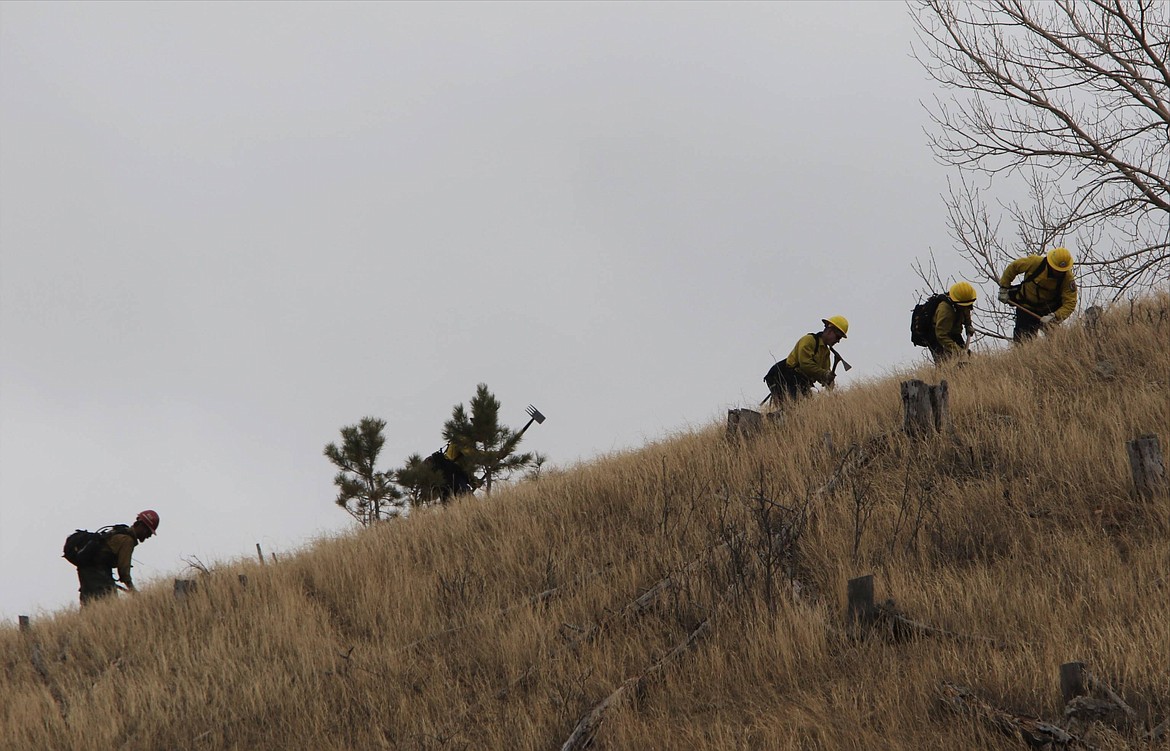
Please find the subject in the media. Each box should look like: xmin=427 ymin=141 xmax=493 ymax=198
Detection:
xmin=846 ymin=575 xmax=875 ymax=637
xmin=931 ymin=380 xmax=950 ymax=432
xmin=726 ymin=409 xmax=763 ymax=440
xmin=1060 ymin=661 xmax=1087 ymax=704
xmin=1126 ymin=434 xmax=1167 ymax=499
xmin=174 ymin=579 xmax=198 ymax=601
xmin=901 ymin=379 xmax=950 ymax=436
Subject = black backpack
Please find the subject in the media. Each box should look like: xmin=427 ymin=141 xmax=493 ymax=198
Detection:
xmin=763 ymin=360 xmax=785 ymax=391
xmin=910 ymin=294 xmax=951 ymax=348
xmin=63 ymin=524 xmax=128 ymax=567
xmin=424 ymin=450 xmax=474 ymax=499
xmin=764 ymin=333 xmax=820 ymax=388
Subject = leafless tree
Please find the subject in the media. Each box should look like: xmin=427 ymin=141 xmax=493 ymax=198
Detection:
xmin=911 ymin=0 xmax=1169 ymax=305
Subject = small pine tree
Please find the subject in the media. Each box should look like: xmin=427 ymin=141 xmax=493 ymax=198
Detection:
xmin=524 ymin=453 xmax=549 ymax=481
xmin=323 ymin=417 xmax=404 ymax=526
xmin=395 ymin=453 xmax=447 ymax=506
xmin=444 ymin=383 xmax=536 ymax=494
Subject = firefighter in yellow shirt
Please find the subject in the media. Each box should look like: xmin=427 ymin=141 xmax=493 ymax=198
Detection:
xmin=764 ymin=316 xmax=848 ymax=405
xmin=929 ymin=282 xmax=977 ymax=364
xmin=424 ymin=441 xmax=477 ymax=500
xmin=76 ymin=510 xmax=159 ymax=605
xmin=998 ymin=247 xmax=1077 ymax=342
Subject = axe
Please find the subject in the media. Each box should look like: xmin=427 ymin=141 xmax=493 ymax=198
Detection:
xmin=829 ymin=346 xmax=852 ymax=372
xmin=971 ymin=326 xmax=1012 ymax=341
xmin=1009 ymin=300 xmax=1048 ymax=323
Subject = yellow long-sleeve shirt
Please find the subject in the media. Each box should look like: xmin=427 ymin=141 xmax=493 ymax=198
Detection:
xmin=785 ymin=333 xmax=831 ymax=384
xmin=1000 ymin=256 xmax=1078 ymax=321
xmin=933 ymin=300 xmax=971 ymax=356
xmin=104 ymin=532 xmax=139 ymax=590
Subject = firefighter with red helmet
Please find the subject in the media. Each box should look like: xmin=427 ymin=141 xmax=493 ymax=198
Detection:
xmin=75 ymin=510 xmax=159 ymax=605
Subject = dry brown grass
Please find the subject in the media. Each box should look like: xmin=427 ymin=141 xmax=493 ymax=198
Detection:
xmin=3 ymin=295 xmax=1168 ymax=750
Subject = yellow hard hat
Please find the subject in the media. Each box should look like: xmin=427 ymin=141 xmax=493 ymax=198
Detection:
xmin=1047 ymin=247 xmax=1074 ymax=272
xmin=948 ymin=281 xmax=977 ymax=306
xmin=821 ymin=315 xmax=849 ymax=338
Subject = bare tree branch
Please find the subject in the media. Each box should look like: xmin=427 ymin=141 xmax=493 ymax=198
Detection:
xmin=911 ymin=0 xmax=1170 ymax=301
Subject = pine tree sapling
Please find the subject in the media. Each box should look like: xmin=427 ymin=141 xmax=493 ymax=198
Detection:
xmin=396 ymin=453 xmax=447 ymax=506
xmin=324 ymin=417 xmax=405 ymax=526
xmin=444 ymin=384 xmax=538 ymax=494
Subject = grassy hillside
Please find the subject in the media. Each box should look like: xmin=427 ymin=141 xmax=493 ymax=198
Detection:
xmin=3 ymin=295 xmax=1168 ymax=750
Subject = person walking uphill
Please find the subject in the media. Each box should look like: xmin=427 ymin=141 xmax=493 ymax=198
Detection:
xmin=998 ymin=247 xmax=1078 ymax=342
xmin=929 ymin=282 xmax=977 ymax=364
xmin=69 ymin=510 xmax=159 ymax=606
xmin=764 ymin=316 xmax=849 ymax=406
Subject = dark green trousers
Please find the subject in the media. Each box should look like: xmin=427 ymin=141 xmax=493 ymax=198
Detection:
xmin=77 ymin=566 xmax=117 ymax=606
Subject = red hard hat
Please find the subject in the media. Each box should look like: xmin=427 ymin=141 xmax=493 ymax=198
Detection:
xmin=136 ymin=509 xmax=160 ymax=534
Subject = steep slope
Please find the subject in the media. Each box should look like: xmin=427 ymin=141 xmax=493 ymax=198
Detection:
xmin=3 ymin=295 xmax=1168 ymax=750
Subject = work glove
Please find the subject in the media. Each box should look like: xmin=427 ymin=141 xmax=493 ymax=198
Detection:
xmin=1041 ymin=313 xmax=1057 ymax=324
xmin=997 ymin=287 xmax=1011 ymax=304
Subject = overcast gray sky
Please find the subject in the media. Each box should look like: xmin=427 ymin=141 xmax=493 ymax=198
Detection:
xmin=1 ymin=1 xmax=955 ymax=621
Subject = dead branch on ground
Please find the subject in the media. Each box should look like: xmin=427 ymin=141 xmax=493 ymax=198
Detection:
xmin=560 ymin=618 xmax=712 ymax=751
xmin=939 ymin=681 xmax=1084 ymax=749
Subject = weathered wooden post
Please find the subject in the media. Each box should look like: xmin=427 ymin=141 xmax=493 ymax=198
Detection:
xmin=901 ymin=379 xmax=933 ymax=436
xmin=1126 ymin=434 xmax=1167 ymax=499
xmin=931 ymin=380 xmax=950 ymax=433
xmin=1083 ymin=305 xmax=1102 ymax=331
xmin=174 ymin=579 xmax=197 ymax=601
xmin=18 ymin=615 xmax=30 ymax=633
xmin=846 ymin=575 xmax=875 ymax=637
xmin=256 ymin=543 xmax=265 ymax=565
xmin=726 ymin=409 xmax=763 ymax=440
xmin=901 ymin=379 xmax=950 ymax=436
xmin=238 ymin=574 xmax=248 ymax=587
xmin=1060 ymin=661 xmax=1087 ymax=704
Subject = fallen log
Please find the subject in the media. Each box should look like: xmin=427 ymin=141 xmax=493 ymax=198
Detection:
xmin=560 ymin=618 xmax=712 ymax=751
xmin=1063 ymin=695 xmax=1130 ymax=735
xmin=1061 ymin=662 xmax=1143 ymax=738
xmin=624 ymin=540 xmax=733 ymax=618
xmin=389 ymin=585 xmax=561 ymax=657
xmin=875 ymin=599 xmax=998 ymax=646
xmin=1147 ymin=715 xmax=1168 ymax=742
xmin=814 ymin=433 xmax=891 ymax=498
xmin=1082 ymin=668 xmax=1138 ymax=725
xmin=939 ymin=681 xmax=1080 ymax=748
xmin=454 ymin=543 xmax=734 ymax=742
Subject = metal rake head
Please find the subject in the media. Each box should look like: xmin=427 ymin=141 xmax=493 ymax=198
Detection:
xmin=525 ymin=404 xmax=546 ymax=424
